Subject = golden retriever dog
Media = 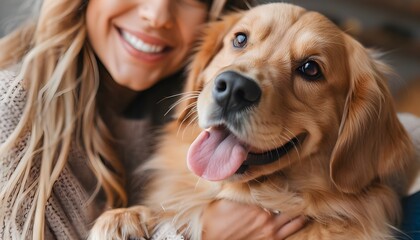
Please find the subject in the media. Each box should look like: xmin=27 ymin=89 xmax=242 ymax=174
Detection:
xmin=89 ymin=3 xmax=416 ymax=240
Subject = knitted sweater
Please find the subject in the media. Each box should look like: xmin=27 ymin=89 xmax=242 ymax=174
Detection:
xmin=1 ymin=69 xmax=420 ymax=239
xmin=0 ymin=68 xmax=183 ymax=239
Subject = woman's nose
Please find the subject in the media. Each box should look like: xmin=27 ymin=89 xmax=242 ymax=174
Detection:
xmin=138 ymin=0 xmax=173 ymax=29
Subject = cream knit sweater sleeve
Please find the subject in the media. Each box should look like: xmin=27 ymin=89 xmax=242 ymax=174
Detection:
xmin=0 ymin=69 xmax=35 ymax=239
xmin=0 ymin=70 xmax=100 ymax=239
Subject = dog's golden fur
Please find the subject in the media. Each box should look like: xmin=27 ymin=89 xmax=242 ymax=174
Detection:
xmin=89 ymin=3 xmax=415 ymax=239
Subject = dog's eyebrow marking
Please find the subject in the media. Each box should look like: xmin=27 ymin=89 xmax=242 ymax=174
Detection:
xmin=259 ymin=25 xmax=273 ymax=42
xmin=285 ymin=9 xmax=311 ymax=32
xmin=263 ymin=8 xmax=308 ymax=46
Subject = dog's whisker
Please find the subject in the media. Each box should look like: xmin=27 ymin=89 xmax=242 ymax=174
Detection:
xmin=182 ymin=105 xmax=198 ymax=125
xmin=164 ymin=94 xmax=199 ymax=116
xmin=166 ymin=95 xmax=197 ymax=111
xmin=246 ymin=181 xmax=260 ymax=204
xmin=278 ymin=132 xmax=297 ymax=168
xmin=187 ymin=114 xmax=199 ymax=128
xmin=184 ymin=115 xmax=199 ymax=140
xmin=174 ymin=93 xmax=200 ymax=104
xmin=257 ymin=122 xmax=273 ymax=156
xmin=176 ymin=104 xmax=197 ymax=136
xmin=180 ymin=110 xmax=198 ymax=140
xmin=278 ymin=134 xmax=294 ymax=167
xmin=274 ymin=131 xmax=291 ymax=152
xmin=158 ymin=91 xmax=200 ymax=105
xmin=184 ymin=101 xmax=198 ymax=112
xmin=159 ymin=91 xmax=198 ymax=100
xmin=174 ymin=100 xmax=198 ymax=117
xmin=283 ymin=128 xmax=302 ymax=161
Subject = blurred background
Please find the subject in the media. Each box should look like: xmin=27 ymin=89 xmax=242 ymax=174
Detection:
xmin=0 ymin=0 xmax=28 ymax=36
xmin=1 ymin=0 xmax=419 ymax=116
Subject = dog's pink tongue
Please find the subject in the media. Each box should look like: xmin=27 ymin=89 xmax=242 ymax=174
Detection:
xmin=187 ymin=128 xmax=248 ymax=181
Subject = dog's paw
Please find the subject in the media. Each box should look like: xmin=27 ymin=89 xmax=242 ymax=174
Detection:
xmin=89 ymin=205 xmax=155 ymax=240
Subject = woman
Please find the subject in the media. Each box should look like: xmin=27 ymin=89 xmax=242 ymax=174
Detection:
xmin=0 ymin=0 xmax=307 ymax=239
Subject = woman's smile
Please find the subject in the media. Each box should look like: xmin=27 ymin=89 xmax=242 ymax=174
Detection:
xmin=117 ymin=27 xmax=172 ymax=63
xmin=120 ymin=30 xmax=166 ymax=54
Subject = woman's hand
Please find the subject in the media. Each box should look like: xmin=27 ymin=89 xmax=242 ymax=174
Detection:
xmin=201 ymin=200 xmax=306 ymax=240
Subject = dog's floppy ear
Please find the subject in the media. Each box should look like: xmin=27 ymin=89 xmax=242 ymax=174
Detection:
xmin=330 ymin=35 xmax=413 ymax=193
xmin=176 ymin=12 xmax=243 ymax=123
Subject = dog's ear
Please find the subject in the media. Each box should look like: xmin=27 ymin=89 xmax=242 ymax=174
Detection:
xmin=329 ymin=35 xmax=413 ymax=193
xmin=176 ymin=12 xmax=243 ymax=123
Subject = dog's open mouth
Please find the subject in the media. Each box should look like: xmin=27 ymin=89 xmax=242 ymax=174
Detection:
xmin=187 ymin=125 xmax=304 ymax=181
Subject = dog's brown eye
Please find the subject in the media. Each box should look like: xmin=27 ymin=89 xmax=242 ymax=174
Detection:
xmin=233 ymin=33 xmax=247 ymax=48
xmin=297 ymin=61 xmax=322 ymax=80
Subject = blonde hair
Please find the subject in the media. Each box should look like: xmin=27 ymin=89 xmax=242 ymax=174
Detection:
xmin=0 ymin=0 xmax=249 ymax=239
xmin=0 ymin=0 xmax=124 ymax=238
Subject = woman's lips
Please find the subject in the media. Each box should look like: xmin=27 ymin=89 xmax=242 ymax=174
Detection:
xmin=116 ymin=27 xmax=173 ymax=61
xmin=120 ymin=29 xmax=165 ymax=53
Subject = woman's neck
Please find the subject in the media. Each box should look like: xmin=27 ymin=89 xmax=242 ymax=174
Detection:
xmin=97 ymin=69 xmax=139 ymax=116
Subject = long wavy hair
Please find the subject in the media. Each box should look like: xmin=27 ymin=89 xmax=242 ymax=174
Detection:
xmin=0 ymin=0 xmax=253 ymax=239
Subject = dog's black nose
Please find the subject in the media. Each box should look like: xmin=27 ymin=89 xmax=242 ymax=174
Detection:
xmin=212 ymin=71 xmax=261 ymax=112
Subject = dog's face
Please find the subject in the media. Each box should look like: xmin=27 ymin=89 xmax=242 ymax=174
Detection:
xmin=182 ymin=3 xmax=412 ymax=193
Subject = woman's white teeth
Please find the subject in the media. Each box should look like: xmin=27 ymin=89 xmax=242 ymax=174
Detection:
xmin=121 ymin=31 xmax=165 ymax=53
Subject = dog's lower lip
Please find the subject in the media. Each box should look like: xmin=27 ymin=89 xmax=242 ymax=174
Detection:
xmin=234 ymin=133 xmax=306 ymax=175
xmin=246 ymin=133 xmax=306 ymax=156
xmin=236 ymin=165 xmax=249 ymax=174
xmin=248 ymin=147 xmax=266 ymax=154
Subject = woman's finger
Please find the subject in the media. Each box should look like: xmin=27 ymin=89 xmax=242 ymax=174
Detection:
xmin=276 ymin=215 xmax=308 ymax=239
xmin=272 ymin=211 xmax=299 ymax=228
